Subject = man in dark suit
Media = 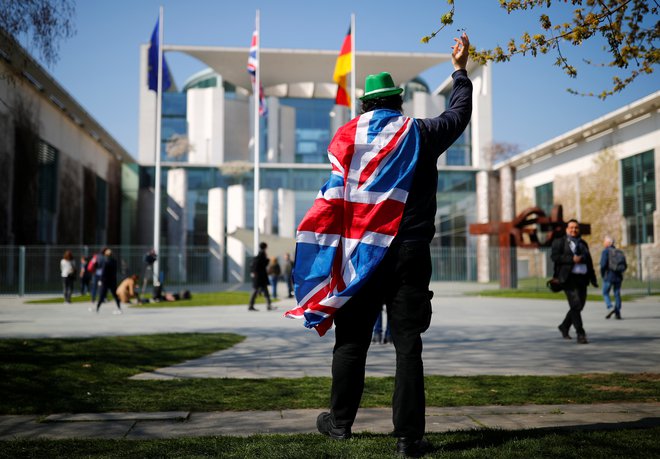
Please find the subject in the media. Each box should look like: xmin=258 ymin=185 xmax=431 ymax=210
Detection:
xmin=551 ymin=219 xmax=598 ymax=344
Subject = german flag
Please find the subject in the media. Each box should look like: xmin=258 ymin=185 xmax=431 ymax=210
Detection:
xmin=333 ymin=25 xmax=352 ymax=107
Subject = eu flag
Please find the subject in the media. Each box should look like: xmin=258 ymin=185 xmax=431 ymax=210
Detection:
xmin=148 ymin=18 xmax=172 ymax=92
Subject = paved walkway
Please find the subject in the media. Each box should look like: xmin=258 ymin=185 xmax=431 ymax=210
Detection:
xmin=1 ymin=282 xmax=659 ymax=439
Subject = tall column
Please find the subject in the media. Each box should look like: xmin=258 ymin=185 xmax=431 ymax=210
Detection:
xmin=208 ymin=187 xmax=225 ymax=283
xmin=500 ymin=165 xmax=515 ymax=221
xmin=226 ymin=184 xmax=246 ymax=282
xmin=259 ymin=188 xmax=274 ymax=235
xmin=167 ymin=168 xmax=187 ymax=283
xmin=278 ymin=188 xmax=296 ymax=238
xmin=476 ymin=170 xmax=490 ymax=283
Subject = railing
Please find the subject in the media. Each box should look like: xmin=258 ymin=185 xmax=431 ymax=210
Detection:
xmin=1 ymin=245 xmax=658 ymax=296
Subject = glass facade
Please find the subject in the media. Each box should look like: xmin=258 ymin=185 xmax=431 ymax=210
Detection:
xmin=161 ymin=92 xmax=188 ymax=162
xmin=280 ymin=98 xmax=334 ymax=164
xmin=622 ymin=150 xmax=655 ymax=244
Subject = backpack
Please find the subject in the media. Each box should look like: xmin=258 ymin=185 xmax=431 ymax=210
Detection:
xmin=608 ymin=248 xmax=627 ymax=274
xmin=86 ymin=254 xmax=98 ymax=273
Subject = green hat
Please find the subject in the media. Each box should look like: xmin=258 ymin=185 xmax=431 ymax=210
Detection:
xmin=360 ymin=72 xmax=403 ymax=101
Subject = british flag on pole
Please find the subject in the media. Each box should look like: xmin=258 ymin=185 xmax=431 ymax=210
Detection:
xmin=284 ymin=109 xmax=420 ymax=336
xmin=247 ymin=29 xmax=267 ymax=116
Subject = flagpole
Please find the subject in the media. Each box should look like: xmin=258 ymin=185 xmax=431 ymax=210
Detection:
xmin=253 ymin=9 xmax=261 ymax=255
xmin=350 ymin=13 xmax=356 ymax=119
xmin=152 ymin=5 xmax=164 ymax=288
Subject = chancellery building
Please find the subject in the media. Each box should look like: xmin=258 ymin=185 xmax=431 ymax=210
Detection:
xmin=2 ymin=30 xmax=657 ymax=292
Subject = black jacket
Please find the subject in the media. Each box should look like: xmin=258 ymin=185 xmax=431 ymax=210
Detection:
xmin=551 ymin=235 xmax=597 ymax=285
xmin=398 ymin=69 xmax=473 ymax=242
xmin=251 ymin=250 xmax=269 ymax=288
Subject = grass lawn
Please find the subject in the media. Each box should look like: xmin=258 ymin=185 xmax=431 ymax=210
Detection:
xmin=1 ymin=334 xmax=658 ymax=415
xmin=3 ymin=428 xmax=660 ymax=458
xmin=24 ymin=291 xmax=275 ymax=307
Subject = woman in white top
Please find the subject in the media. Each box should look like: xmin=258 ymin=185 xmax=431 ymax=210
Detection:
xmin=60 ymin=250 xmax=76 ymax=303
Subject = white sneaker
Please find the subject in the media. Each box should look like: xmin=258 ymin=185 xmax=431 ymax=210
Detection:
xmin=112 ymin=310 xmax=123 ymax=315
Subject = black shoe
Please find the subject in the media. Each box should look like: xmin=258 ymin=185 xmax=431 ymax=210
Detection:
xmin=558 ymin=325 xmax=571 ymax=339
xmin=396 ymin=437 xmax=432 ymax=457
xmin=316 ymin=412 xmax=351 ymax=440
xmin=248 ymin=307 xmax=258 ymax=311
xmin=577 ymin=335 xmax=589 ymax=344
xmin=615 ymin=314 xmax=622 ymax=320
xmin=267 ymin=305 xmax=277 ymax=311
xmin=606 ymin=310 xmax=615 ymax=319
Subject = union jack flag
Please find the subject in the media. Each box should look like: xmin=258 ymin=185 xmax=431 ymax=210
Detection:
xmin=284 ymin=109 xmax=420 ymax=336
xmin=247 ymin=30 xmax=267 ymax=116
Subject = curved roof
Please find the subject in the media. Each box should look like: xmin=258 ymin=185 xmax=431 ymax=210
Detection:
xmin=166 ymin=45 xmax=450 ymax=97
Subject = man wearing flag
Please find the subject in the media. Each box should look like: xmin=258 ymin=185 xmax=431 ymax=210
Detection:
xmin=286 ymin=33 xmax=472 ymax=457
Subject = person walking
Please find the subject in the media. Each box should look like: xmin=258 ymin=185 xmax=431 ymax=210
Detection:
xmin=267 ymin=256 xmax=282 ymax=299
xmin=600 ymin=236 xmax=627 ymax=319
xmin=552 ymin=219 xmax=598 ymax=344
xmin=248 ymin=242 xmax=273 ymax=311
xmin=95 ymin=249 xmax=123 ymax=314
xmin=89 ymin=247 xmax=106 ymax=304
xmin=372 ymin=305 xmax=392 ymax=344
xmin=79 ymin=255 xmax=91 ymax=296
xmin=286 ymin=33 xmax=472 ymax=457
xmin=59 ymin=250 xmax=76 ymax=303
xmin=283 ymin=253 xmax=294 ymax=298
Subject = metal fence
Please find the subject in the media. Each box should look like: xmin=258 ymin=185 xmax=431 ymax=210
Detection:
xmin=1 ymin=245 xmax=658 ymax=296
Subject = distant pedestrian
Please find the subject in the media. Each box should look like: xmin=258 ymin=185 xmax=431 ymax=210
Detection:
xmin=283 ymin=253 xmax=294 ymax=298
xmin=267 ymin=256 xmax=281 ymax=299
xmin=89 ymin=247 xmax=107 ymax=304
xmin=600 ymin=236 xmax=627 ymax=320
xmin=142 ymin=248 xmax=157 ymax=293
xmin=552 ymin=219 xmax=598 ymax=344
xmin=372 ymin=305 xmax=392 ymax=344
xmin=79 ymin=256 xmax=91 ymax=295
xmin=248 ymin=242 xmax=273 ymax=311
xmin=60 ymin=250 xmax=76 ymax=303
xmin=95 ymin=249 xmax=122 ymax=314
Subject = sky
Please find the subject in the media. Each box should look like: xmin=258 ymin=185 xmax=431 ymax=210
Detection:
xmin=18 ymin=0 xmax=659 ymax=159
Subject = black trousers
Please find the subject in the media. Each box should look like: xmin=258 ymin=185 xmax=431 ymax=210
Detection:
xmin=96 ymin=281 xmax=121 ymax=310
xmin=330 ymin=241 xmax=433 ymax=440
xmin=561 ymin=273 xmax=588 ymax=336
xmin=248 ymin=285 xmax=271 ymax=309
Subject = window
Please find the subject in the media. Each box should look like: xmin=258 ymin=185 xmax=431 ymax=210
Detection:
xmin=621 ymin=150 xmax=655 ymax=244
xmin=535 ymin=182 xmax=553 ymax=216
xmin=36 ymin=141 xmax=58 ymax=244
xmin=161 ymin=92 xmax=188 ymax=162
xmin=280 ymin=98 xmax=333 ymax=164
xmin=95 ymin=176 xmax=108 ymax=243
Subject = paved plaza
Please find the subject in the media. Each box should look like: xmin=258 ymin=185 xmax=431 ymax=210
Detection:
xmin=0 ymin=282 xmax=658 ymax=439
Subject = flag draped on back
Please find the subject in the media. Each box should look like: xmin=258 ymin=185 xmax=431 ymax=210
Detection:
xmin=284 ymin=110 xmax=420 ymax=336
xmin=148 ymin=18 xmax=172 ymax=92
xmin=247 ymin=30 xmax=267 ymax=116
xmin=333 ymin=26 xmax=352 ymax=107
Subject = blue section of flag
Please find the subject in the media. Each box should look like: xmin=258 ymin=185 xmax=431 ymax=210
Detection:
xmin=148 ymin=18 xmax=172 ymax=92
xmin=293 ymin=242 xmax=338 ymax=300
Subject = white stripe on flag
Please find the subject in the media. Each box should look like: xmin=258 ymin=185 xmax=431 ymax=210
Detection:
xmin=296 ymin=231 xmax=341 ymax=247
